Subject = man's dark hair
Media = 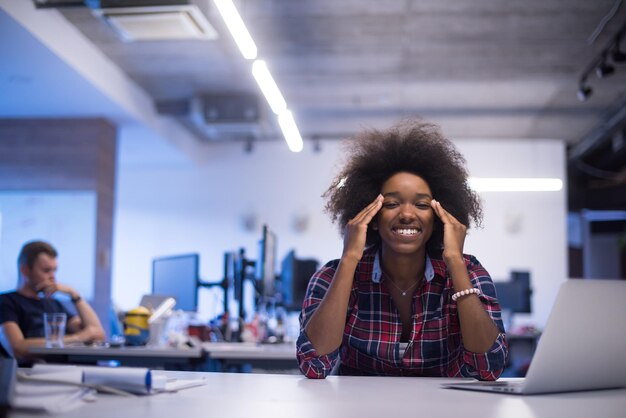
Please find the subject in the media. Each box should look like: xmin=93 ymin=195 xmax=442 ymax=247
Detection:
xmin=17 ymin=241 xmax=58 ymax=270
xmin=323 ymin=119 xmax=483 ymax=253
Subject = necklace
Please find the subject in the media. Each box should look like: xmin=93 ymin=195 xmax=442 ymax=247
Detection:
xmin=383 ymin=272 xmax=420 ymax=296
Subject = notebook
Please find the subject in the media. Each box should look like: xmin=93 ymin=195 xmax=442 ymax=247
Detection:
xmin=443 ymin=279 xmax=626 ymax=395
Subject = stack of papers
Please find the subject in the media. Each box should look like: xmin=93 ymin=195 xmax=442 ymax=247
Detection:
xmin=27 ymin=364 xmax=208 ymax=394
xmin=12 ymin=372 xmax=95 ymax=415
xmin=12 ymin=364 xmax=208 ymax=413
xmin=28 ymin=364 xmax=154 ymax=394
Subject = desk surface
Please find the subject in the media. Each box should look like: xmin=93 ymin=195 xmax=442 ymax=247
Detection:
xmin=8 ymin=371 xmax=626 ymax=418
xmin=29 ymin=342 xmax=294 ymax=360
xmin=28 ymin=345 xmax=204 ymax=359
xmin=202 ymin=342 xmax=296 ymax=360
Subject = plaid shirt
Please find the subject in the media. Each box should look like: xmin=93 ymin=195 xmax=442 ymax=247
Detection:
xmin=297 ymin=246 xmax=508 ymax=380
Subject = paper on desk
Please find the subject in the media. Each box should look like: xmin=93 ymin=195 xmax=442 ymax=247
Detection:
xmin=11 ymin=378 xmax=95 ymax=414
xmin=23 ymin=368 xmax=84 ymax=384
xmin=31 ymin=364 xmax=208 ymax=394
xmin=32 ymin=364 xmax=152 ymax=394
xmin=151 ymin=374 xmax=209 ymax=392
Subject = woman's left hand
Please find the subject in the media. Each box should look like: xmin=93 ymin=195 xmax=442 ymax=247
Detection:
xmin=431 ymin=199 xmax=467 ymax=263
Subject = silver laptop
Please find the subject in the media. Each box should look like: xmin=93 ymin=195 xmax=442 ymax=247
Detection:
xmin=443 ymin=279 xmax=626 ymax=395
xmin=139 ymin=294 xmax=173 ymax=311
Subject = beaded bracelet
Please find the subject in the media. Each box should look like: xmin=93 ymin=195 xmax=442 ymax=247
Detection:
xmin=451 ymin=288 xmax=480 ymax=302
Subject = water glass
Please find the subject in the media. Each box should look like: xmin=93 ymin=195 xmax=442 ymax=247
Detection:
xmin=44 ymin=312 xmax=67 ymax=348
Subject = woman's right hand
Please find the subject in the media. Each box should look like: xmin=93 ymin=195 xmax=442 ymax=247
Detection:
xmin=342 ymin=194 xmax=384 ymax=263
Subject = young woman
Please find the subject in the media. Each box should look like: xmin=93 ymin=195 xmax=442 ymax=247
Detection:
xmin=297 ymin=120 xmax=508 ymax=380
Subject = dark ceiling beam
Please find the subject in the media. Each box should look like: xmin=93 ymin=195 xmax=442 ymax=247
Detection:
xmin=568 ymin=96 xmax=626 ymax=162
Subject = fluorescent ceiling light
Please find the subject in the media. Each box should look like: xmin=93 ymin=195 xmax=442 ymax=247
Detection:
xmin=213 ymin=2 xmax=303 ymax=152
xmin=252 ymin=60 xmax=287 ymax=114
xmin=468 ymin=178 xmax=563 ymax=192
xmin=213 ymin=0 xmax=257 ymax=59
xmin=278 ymin=110 xmax=303 ymax=152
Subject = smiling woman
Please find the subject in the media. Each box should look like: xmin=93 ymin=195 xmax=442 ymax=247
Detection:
xmin=296 ymin=119 xmax=508 ymax=380
xmin=324 ymin=120 xmax=482 ymax=253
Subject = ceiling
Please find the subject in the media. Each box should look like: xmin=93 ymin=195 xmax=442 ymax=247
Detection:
xmin=1 ymin=0 xmax=626 ymax=209
xmin=51 ymin=0 xmax=626 ymax=146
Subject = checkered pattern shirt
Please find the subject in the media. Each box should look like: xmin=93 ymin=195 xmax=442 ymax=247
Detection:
xmin=296 ymin=247 xmax=508 ymax=380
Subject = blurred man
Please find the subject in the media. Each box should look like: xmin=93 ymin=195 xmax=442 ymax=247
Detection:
xmin=0 ymin=241 xmax=105 ymax=359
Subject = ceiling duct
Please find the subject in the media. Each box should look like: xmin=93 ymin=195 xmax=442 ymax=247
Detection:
xmin=33 ymin=0 xmax=86 ymax=7
xmin=188 ymin=94 xmax=261 ymax=142
xmin=88 ymin=1 xmax=218 ymax=41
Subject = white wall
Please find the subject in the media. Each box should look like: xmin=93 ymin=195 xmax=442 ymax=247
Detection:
xmin=113 ymin=137 xmax=344 ymax=320
xmin=0 ymin=191 xmax=97 ymax=299
xmin=458 ymin=139 xmax=567 ymax=330
xmin=113 ymin=134 xmax=567 ymax=329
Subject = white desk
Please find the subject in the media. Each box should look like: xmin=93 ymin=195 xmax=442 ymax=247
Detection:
xmin=28 ymin=345 xmax=206 ymax=370
xmin=202 ymin=342 xmax=297 ymax=371
xmin=7 ymin=371 xmax=626 ymax=418
xmin=203 ymin=342 xmax=295 ymax=360
xmin=27 ymin=343 xmax=295 ymax=372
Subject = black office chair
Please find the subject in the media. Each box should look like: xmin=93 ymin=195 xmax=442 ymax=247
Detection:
xmin=0 ymin=357 xmax=17 ymax=416
xmin=0 ymin=342 xmax=12 ymax=359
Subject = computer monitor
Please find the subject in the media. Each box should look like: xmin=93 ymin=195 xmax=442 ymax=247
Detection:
xmin=152 ymin=253 xmax=199 ymax=312
xmin=256 ymin=225 xmax=277 ymax=298
xmin=230 ymin=249 xmax=249 ymax=303
xmin=495 ymin=270 xmax=532 ymax=313
xmin=280 ymin=250 xmax=318 ymax=311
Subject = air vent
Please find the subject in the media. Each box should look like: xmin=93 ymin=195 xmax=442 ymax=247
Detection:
xmin=92 ymin=5 xmax=218 ymax=41
xmin=187 ymin=95 xmax=261 ymax=142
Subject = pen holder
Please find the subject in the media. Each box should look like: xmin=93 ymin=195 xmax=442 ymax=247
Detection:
xmin=147 ymin=318 xmax=168 ymax=347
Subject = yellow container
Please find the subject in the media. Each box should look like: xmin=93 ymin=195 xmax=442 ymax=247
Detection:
xmin=124 ymin=306 xmax=150 ymax=345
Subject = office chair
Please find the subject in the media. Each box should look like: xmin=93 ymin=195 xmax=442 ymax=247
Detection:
xmin=0 ymin=345 xmax=10 ymax=359
xmin=0 ymin=336 xmax=13 ymax=359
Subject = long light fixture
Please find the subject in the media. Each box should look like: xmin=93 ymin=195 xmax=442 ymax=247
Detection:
xmin=278 ymin=110 xmax=303 ymax=152
xmin=468 ymin=178 xmax=563 ymax=192
xmin=251 ymin=60 xmax=287 ymax=114
xmin=212 ymin=0 xmax=257 ymax=59
xmin=213 ymin=0 xmax=303 ymax=152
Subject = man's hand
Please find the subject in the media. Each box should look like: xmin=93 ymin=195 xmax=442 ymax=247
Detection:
xmin=34 ymin=281 xmax=78 ymax=299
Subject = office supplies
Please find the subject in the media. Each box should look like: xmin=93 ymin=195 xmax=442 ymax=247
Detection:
xmin=10 ymin=365 xmax=208 ymax=414
xmin=16 ymin=370 xmax=134 ymax=397
xmin=29 ymin=364 xmax=152 ymax=394
xmin=146 ymin=297 xmax=176 ymax=347
xmin=12 ymin=378 xmax=94 ymax=414
xmin=442 ymin=279 xmax=626 ymax=394
xmin=148 ymin=297 xmax=176 ymax=323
